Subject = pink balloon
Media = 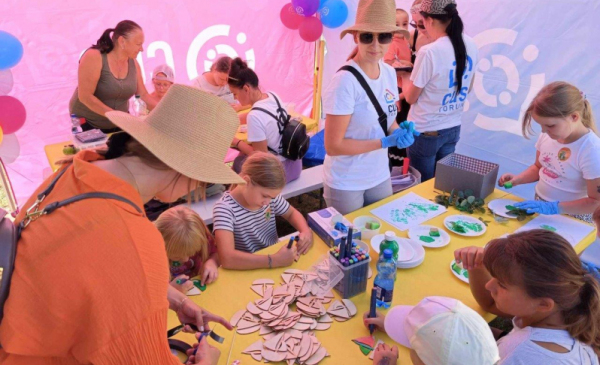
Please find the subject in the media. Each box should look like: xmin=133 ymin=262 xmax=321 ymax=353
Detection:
xmin=299 ymin=16 xmax=323 ymax=42
xmin=0 ymin=96 xmax=26 ymax=134
xmin=280 ymin=3 xmax=304 ymax=30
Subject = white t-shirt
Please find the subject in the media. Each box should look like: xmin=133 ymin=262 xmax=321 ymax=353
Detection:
xmin=247 ymin=92 xmax=287 ymax=162
xmin=498 ymin=319 xmax=599 ymax=365
xmin=322 ymin=60 xmax=399 ymax=191
xmin=191 ymin=73 xmax=235 ymax=104
xmin=408 ymin=35 xmax=479 ymax=132
xmin=535 ymin=131 xmax=600 ymax=202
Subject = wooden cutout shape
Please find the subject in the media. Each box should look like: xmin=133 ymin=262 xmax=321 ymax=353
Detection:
xmin=260 ymin=325 xmax=274 ymax=336
xmin=352 ymin=336 xmax=375 ymax=350
xmin=305 ymin=346 xmax=328 ymax=365
xmin=246 ymin=301 xmax=262 ymax=315
xmin=230 ymin=309 xmax=247 ymax=327
xmin=263 ymin=333 xmax=284 ymax=351
xmin=256 ymin=296 xmax=273 ymax=311
xmin=237 ymin=323 xmax=260 ymax=334
xmin=262 ymin=347 xmax=287 ymax=362
xmin=263 ymin=286 xmax=274 ymax=299
xmin=292 ymin=321 xmax=311 ymax=331
xmin=342 ymin=299 xmax=357 ymax=317
xmin=186 ymin=287 xmax=202 ymax=296
xmin=251 ymin=279 xmax=275 ymax=297
xmin=242 ymin=340 xmax=264 ymax=354
xmin=298 ymin=335 xmax=313 ymax=361
xmin=314 ymin=322 xmax=331 ymax=331
xmin=250 ymin=352 xmax=263 ymax=362
xmin=309 ymin=318 xmax=318 ymax=330
xmin=318 ymin=314 xmax=333 ymax=323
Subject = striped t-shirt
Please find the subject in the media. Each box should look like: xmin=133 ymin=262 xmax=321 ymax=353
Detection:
xmin=213 ymin=191 xmax=291 ymax=253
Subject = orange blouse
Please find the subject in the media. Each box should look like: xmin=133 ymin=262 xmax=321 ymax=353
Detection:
xmin=0 ymin=151 xmax=181 ymax=365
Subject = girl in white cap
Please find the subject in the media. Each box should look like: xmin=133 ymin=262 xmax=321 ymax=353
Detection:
xmin=399 ymin=0 xmax=479 ymax=182
xmin=150 ymin=64 xmax=175 ymax=101
xmin=455 ymin=230 xmax=600 ymax=364
xmin=363 ymin=296 xmax=500 ymax=364
xmin=323 ymin=0 xmax=416 ymax=215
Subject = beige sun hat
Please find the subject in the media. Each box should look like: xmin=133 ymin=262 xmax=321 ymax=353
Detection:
xmin=106 ymin=84 xmax=244 ymax=185
xmin=340 ymin=0 xmax=405 ymax=39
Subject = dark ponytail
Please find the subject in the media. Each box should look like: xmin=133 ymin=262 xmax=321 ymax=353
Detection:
xmin=91 ymin=20 xmax=142 ymax=54
xmin=227 ymin=57 xmax=259 ymax=89
xmin=421 ymin=3 xmax=466 ymax=94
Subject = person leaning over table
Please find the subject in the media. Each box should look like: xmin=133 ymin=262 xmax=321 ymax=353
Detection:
xmin=322 ymin=0 xmax=416 ymax=215
xmin=69 ymin=20 xmax=159 ymax=133
xmin=0 ymin=85 xmax=240 ymax=365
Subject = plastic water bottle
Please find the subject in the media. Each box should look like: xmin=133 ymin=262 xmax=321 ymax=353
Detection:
xmin=131 ymin=95 xmax=147 ymax=117
xmin=374 ymin=249 xmax=396 ymax=309
xmin=70 ymin=114 xmax=82 ymax=135
xmin=379 ymin=231 xmax=400 ymax=263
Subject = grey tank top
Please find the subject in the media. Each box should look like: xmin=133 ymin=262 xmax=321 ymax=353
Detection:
xmin=69 ymin=51 xmax=137 ymax=130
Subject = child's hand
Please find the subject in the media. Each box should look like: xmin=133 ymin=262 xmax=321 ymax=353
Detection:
xmin=170 ymin=275 xmax=194 ymax=294
xmin=454 ymin=246 xmax=485 ymax=270
xmin=201 ymin=259 xmax=219 ymax=286
xmin=363 ymin=310 xmax=386 ymax=333
xmin=273 ymin=244 xmax=298 ymax=268
xmin=372 ymin=343 xmax=398 ymax=365
xmin=187 ymin=335 xmax=221 ymax=365
xmin=498 ymin=173 xmax=518 ymax=187
xmin=297 ymin=230 xmax=313 ymax=255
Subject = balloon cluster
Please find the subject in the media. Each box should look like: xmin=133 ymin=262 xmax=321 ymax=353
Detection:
xmin=0 ymin=31 xmax=26 ymax=143
xmin=280 ymin=0 xmax=349 ymax=42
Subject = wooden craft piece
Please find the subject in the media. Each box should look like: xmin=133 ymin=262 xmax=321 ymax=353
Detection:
xmin=230 ymin=309 xmax=247 ymax=327
xmin=314 ymin=322 xmax=331 ymax=331
xmin=237 ymin=323 xmax=260 ymax=334
xmin=250 ymin=352 xmax=262 ymax=362
xmin=318 ymin=314 xmax=333 ymax=323
xmin=186 ymin=287 xmax=202 ymax=296
xmin=246 ymin=301 xmax=262 ymax=315
xmin=309 ymin=318 xmax=318 ymax=330
xmin=256 ymin=296 xmax=273 ymax=311
xmin=260 ymin=325 xmax=274 ymax=336
xmin=242 ymin=340 xmax=264 ymax=354
xmin=263 ymin=286 xmax=274 ymax=299
xmin=262 ymin=347 xmax=287 ymax=362
xmin=305 ymin=346 xmax=328 ymax=365
xmin=297 ymin=335 xmax=313 ymax=361
xmin=292 ymin=321 xmax=311 ymax=331
xmin=251 ymin=279 xmax=274 ymax=297
xmin=263 ymin=333 xmax=285 ymax=351
xmin=342 ymin=299 xmax=357 ymax=317
xmin=352 ymin=336 xmax=375 ymax=350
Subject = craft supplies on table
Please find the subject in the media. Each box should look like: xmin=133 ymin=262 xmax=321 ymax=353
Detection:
xmin=308 ymin=207 xmax=361 ymax=247
xmin=370 ymin=192 xmax=446 ymax=232
xmin=407 ymin=225 xmax=451 ymax=248
xmin=513 ymin=214 xmax=594 ymax=247
xmin=434 ymin=153 xmax=499 ymax=199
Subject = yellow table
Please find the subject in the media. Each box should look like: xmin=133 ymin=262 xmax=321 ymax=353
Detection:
xmin=167 ymin=179 xmax=597 ymax=365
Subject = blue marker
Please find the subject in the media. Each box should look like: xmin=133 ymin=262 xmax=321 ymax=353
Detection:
xmin=369 ymin=288 xmax=377 ymax=335
xmin=287 ymin=236 xmax=295 ymax=249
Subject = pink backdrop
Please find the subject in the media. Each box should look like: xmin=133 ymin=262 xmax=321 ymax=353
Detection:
xmin=0 ymin=0 xmax=316 ymax=205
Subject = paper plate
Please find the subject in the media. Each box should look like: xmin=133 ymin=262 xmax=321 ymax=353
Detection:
xmin=444 ymin=215 xmax=487 ymax=237
xmin=408 ymin=225 xmax=451 ymax=248
xmin=450 ymin=260 xmax=469 ymax=284
xmin=487 ymin=199 xmax=520 ymax=219
xmin=371 ymin=234 xmax=425 ymax=269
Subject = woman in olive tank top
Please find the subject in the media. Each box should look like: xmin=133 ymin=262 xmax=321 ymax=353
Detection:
xmin=69 ymin=20 xmax=158 ymax=132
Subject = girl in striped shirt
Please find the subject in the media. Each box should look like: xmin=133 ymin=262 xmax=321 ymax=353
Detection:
xmin=213 ymin=152 xmax=313 ymax=270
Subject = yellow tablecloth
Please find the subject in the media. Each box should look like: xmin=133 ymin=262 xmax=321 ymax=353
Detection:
xmin=167 ymin=179 xmax=596 ymax=365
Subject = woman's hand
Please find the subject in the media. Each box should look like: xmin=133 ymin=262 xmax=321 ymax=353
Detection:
xmin=201 ymin=259 xmax=219 ymax=286
xmin=186 ymin=335 xmax=221 ymax=365
xmin=296 ymin=230 xmax=314 ymax=255
xmin=170 ymin=275 xmax=194 ymax=294
xmin=363 ymin=310 xmax=386 ymax=333
xmin=454 ymin=246 xmax=485 ymax=271
xmin=372 ymin=343 xmax=399 ymax=365
xmin=177 ymin=298 xmax=233 ymax=333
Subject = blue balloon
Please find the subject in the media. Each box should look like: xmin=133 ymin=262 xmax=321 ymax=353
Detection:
xmin=0 ymin=31 xmax=23 ymax=70
xmin=318 ymin=0 xmax=327 ymax=10
xmin=319 ymin=0 xmax=349 ymax=29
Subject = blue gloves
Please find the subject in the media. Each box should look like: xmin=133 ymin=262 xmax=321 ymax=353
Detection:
xmin=381 ymin=122 xmax=419 ymax=149
xmin=514 ymin=200 xmax=560 ymax=215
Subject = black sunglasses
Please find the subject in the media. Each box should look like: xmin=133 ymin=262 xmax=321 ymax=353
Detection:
xmin=358 ymin=32 xmax=393 ymax=45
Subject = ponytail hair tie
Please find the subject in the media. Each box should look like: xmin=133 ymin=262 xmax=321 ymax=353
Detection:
xmin=580 ymin=90 xmax=587 ymax=100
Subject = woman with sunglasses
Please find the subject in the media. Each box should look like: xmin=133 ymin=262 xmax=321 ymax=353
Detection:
xmin=408 ymin=0 xmax=433 ymax=64
xmin=399 ymin=0 xmax=478 ymax=182
xmin=322 ymin=0 xmax=415 ymax=215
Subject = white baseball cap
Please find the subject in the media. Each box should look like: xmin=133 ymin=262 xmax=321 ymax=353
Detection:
xmin=384 ymin=296 xmax=500 ymax=365
xmin=152 ymin=64 xmax=175 ymax=83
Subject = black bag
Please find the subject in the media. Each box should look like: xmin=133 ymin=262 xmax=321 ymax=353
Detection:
xmin=251 ymin=93 xmax=310 ymax=161
xmin=0 ymin=164 xmax=142 ymax=322
xmin=338 ymin=65 xmax=407 ymax=170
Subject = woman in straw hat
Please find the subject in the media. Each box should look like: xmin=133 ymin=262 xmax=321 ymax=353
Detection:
xmin=399 ymin=0 xmax=479 ymax=182
xmin=0 ymin=85 xmax=241 ymax=365
xmin=322 ymin=0 xmax=416 ymax=215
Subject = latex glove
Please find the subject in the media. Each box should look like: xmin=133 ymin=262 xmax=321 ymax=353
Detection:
xmin=380 ymin=132 xmax=399 ymax=149
xmin=396 ymin=128 xmax=415 ymax=149
xmin=400 ymin=121 xmax=421 ymax=136
xmin=514 ymin=200 xmax=560 ymax=215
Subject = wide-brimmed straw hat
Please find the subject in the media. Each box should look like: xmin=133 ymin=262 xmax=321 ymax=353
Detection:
xmin=106 ymin=84 xmax=244 ymax=185
xmin=340 ymin=0 xmax=405 ymax=39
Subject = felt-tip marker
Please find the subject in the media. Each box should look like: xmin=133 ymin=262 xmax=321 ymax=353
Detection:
xmin=369 ymin=288 xmax=377 ymax=335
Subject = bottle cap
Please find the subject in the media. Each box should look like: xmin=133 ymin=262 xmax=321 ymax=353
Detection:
xmin=383 ymin=249 xmax=393 ymax=259
xmin=384 ymin=231 xmax=396 ymax=241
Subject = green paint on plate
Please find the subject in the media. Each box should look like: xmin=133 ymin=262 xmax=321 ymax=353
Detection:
xmin=419 ymin=236 xmax=435 ymax=243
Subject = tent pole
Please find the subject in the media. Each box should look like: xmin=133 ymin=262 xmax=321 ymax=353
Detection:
xmin=311 ymin=37 xmax=326 ymax=124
